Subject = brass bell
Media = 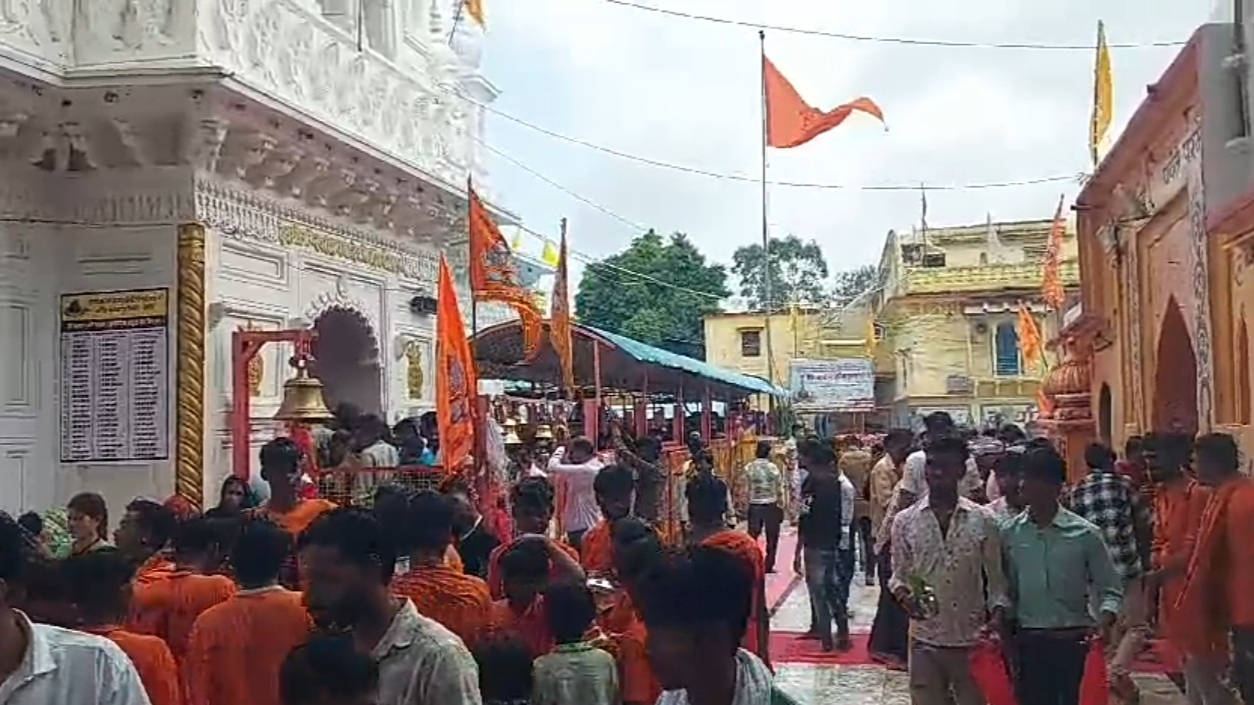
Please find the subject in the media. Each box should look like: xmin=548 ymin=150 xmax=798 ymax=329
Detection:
xmin=274 ymin=357 xmax=333 ymax=423
xmin=503 ymin=429 xmax=522 ymax=445
xmin=534 ymin=423 xmax=554 ymax=440
xmin=502 ymin=416 xmax=519 ymax=430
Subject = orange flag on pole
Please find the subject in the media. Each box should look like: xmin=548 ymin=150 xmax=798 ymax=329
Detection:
xmin=468 ymin=181 xmax=543 ymax=359
xmin=1041 ymin=194 xmax=1067 ymax=310
xmin=437 ymin=255 xmax=478 ymax=471
xmin=1017 ymin=303 xmax=1044 ymax=372
xmin=550 ymin=219 xmax=575 ymax=397
xmin=764 ymin=56 xmax=885 ymax=149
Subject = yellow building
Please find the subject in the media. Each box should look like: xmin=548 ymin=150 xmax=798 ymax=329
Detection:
xmin=703 ymin=307 xmax=876 ymax=431
xmin=871 ymin=218 xmax=1080 ymax=429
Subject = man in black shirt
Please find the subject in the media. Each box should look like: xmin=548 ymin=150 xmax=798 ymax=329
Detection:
xmin=446 ymin=483 xmax=500 ymax=578
xmin=793 ymin=436 xmax=850 ymax=651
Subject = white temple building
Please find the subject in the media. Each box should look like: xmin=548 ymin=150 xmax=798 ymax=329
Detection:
xmin=0 ymin=0 xmax=520 ymax=514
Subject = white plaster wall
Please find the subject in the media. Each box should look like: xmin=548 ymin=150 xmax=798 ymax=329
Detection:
xmin=0 ymin=222 xmax=59 ymax=516
xmin=0 ymin=215 xmax=177 ymax=518
xmin=55 ymin=224 xmax=179 ymax=519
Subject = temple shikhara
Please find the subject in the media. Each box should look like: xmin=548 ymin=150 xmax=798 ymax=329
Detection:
xmin=0 ymin=0 xmax=503 ymax=513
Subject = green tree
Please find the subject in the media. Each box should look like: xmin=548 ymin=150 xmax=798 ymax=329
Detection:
xmin=731 ymin=235 xmax=829 ymax=311
xmin=575 ymin=230 xmax=730 ymax=353
xmin=830 ymin=263 xmax=880 ymax=308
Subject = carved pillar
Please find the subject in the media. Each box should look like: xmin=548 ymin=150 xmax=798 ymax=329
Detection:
xmin=176 ymin=223 xmax=208 ymax=508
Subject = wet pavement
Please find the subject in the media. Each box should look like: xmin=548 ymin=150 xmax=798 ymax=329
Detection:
xmin=770 ymin=563 xmax=1187 ymax=705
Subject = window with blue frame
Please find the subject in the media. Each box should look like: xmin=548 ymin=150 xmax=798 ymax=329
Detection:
xmin=993 ymin=321 xmax=1022 ymax=376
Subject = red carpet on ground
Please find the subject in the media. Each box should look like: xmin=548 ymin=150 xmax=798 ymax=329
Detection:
xmin=770 ymin=631 xmax=1176 ymax=674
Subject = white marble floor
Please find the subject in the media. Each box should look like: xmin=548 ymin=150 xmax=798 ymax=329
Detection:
xmin=771 ymin=575 xmax=1187 ymax=705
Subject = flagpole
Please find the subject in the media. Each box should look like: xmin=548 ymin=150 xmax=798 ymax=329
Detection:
xmin=467 ymin=178 xmax=478 ymax=338
xmin=759 ymin=29 xmax=777 ymax=405
xmin=447 ymin=0 xmax=465 ymax=45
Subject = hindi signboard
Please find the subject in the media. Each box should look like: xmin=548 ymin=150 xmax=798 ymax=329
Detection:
xmin=789 ymin=358 xmax=875 ymax=413
xmin=59 ymin=288 xmax=171 ymax=463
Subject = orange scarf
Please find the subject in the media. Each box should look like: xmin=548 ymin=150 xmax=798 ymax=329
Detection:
xmin=580 ymin=521 xmax=614 ymax=574
xmin=1174 ymin=481 xmax=1236 ymax=658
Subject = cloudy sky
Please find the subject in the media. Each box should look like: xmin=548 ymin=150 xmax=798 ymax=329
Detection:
xmin=478 ymin=0 xmax=1214 ymax=302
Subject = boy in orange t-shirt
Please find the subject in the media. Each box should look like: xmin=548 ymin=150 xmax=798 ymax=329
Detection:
xmin=64 ymin=549 xmax=182 ymax=705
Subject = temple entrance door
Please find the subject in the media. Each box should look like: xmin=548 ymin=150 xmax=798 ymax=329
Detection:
xmin=1152 ymin=297 xmax=1198 ymax=435
xmin=310 ymin=307 xmax=383 ymax=416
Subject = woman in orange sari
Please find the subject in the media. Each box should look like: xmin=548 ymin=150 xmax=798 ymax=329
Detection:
xmin=685 ymin=473 xmax=769 ymax=667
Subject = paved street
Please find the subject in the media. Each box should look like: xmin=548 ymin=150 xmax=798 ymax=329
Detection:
xmin=766 ymin=532 xmax=1186 ymax=705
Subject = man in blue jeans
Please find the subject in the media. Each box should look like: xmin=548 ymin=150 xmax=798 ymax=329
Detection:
xmin=792 ymin=436 xmax=854 ymax=651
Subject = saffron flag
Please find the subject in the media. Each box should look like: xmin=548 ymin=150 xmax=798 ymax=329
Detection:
xmin=463 ymin=0 xmax=484 ymax=28
xmin=1090 ymin=21 xmax=1113 ymax=166
xmin=1017 ymin=304 xmax=1044 ymax=372
xmin=541 ymin=240 xmax=560 ymax=267
xmin=468 ymin=182 xmax=543 ymax=359
xmin=550 ymin=220 xmax=575 ymax=397
xmin=1041 ymin=194 xmax=1067 ymax=310
xmin=764 ymin=56 xmax=885 ymax=149
xmin=437 ymin=255 xmax=478 ymax=472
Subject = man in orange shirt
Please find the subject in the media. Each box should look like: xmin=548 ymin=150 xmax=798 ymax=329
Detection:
xmin=488 ymin=536 xmax=585 ymax=658
xmin=391 ymin=490 xmax=492 ymax=645
xmin=487 ymin=477 xmax=580 ymax=599
xmin=602 ymin=518 xmax=664 ymax=705
xmin=184 ymin=517 xmax=313 ymax=705
xmin=253 ymin=438 xmax=336 ymax=588
xmin=580 ymin=465 xmax=636 ymax=575
xmin=128 ymin=517 xmax=237 ymax=663
xmin=686 ymin=473 xmax=769 ymax=666
xmin=1177 ymin=433 xmax=1254 ymax=705
xmin=1146 ymin=435 xmax=1217 ymax=703
xmin=63 ymin=549 xmax=182 ymax=705
xmin=116 ymin=499 xmax=179 ymax=586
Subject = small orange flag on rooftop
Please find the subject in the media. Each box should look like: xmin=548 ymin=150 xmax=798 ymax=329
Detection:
xmin=764 ymin=56 xmax=885 ymax=149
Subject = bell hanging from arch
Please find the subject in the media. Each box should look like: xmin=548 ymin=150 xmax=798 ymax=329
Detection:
xmin=274 ymin=356 xmax=333 ymax=423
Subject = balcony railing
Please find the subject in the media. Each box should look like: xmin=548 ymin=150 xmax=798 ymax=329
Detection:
xmin=901 ymin=260 xmax=1080 ymax=295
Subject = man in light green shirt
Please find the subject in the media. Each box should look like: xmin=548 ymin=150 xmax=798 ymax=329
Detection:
xmin=1001 ymin=445 xmax=1121 ymax=705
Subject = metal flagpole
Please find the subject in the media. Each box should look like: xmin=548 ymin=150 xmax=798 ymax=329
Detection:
xmin=759 ymin=29 xmax=777 ymax=404
xmin=447 ymin=0 xmax=465 ymax=44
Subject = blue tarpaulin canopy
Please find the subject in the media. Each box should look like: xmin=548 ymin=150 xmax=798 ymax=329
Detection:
xmin=471 ymin=320 xmax=784 ymax=398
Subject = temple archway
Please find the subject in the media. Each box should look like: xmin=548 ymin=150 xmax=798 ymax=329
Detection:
xmin=1152 ymin=297 xmax=1198 ymax=434
xmin=309 ymin=306 xmax=383 ymax=416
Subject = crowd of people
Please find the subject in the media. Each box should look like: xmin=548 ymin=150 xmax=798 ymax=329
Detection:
xmin=812 ymin=411 xmax=1254 ymax=705
xmin=3 ymin=410 xmax=1254 ymax=705
xmin=0 ymin=426 xmax=787 ymax=705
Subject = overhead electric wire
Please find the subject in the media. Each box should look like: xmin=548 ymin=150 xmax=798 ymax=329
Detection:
xmin=602 ymin=0 xmax=1188 ymax=50
xmin=473 ymin=94 xmax=1085 ymax=190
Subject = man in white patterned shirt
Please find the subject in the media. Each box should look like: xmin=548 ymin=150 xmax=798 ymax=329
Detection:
xmin=890 ymin=436 xmax=1008 ymax=705
xmin=743 ymin=440 xmax=787 ymax=572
